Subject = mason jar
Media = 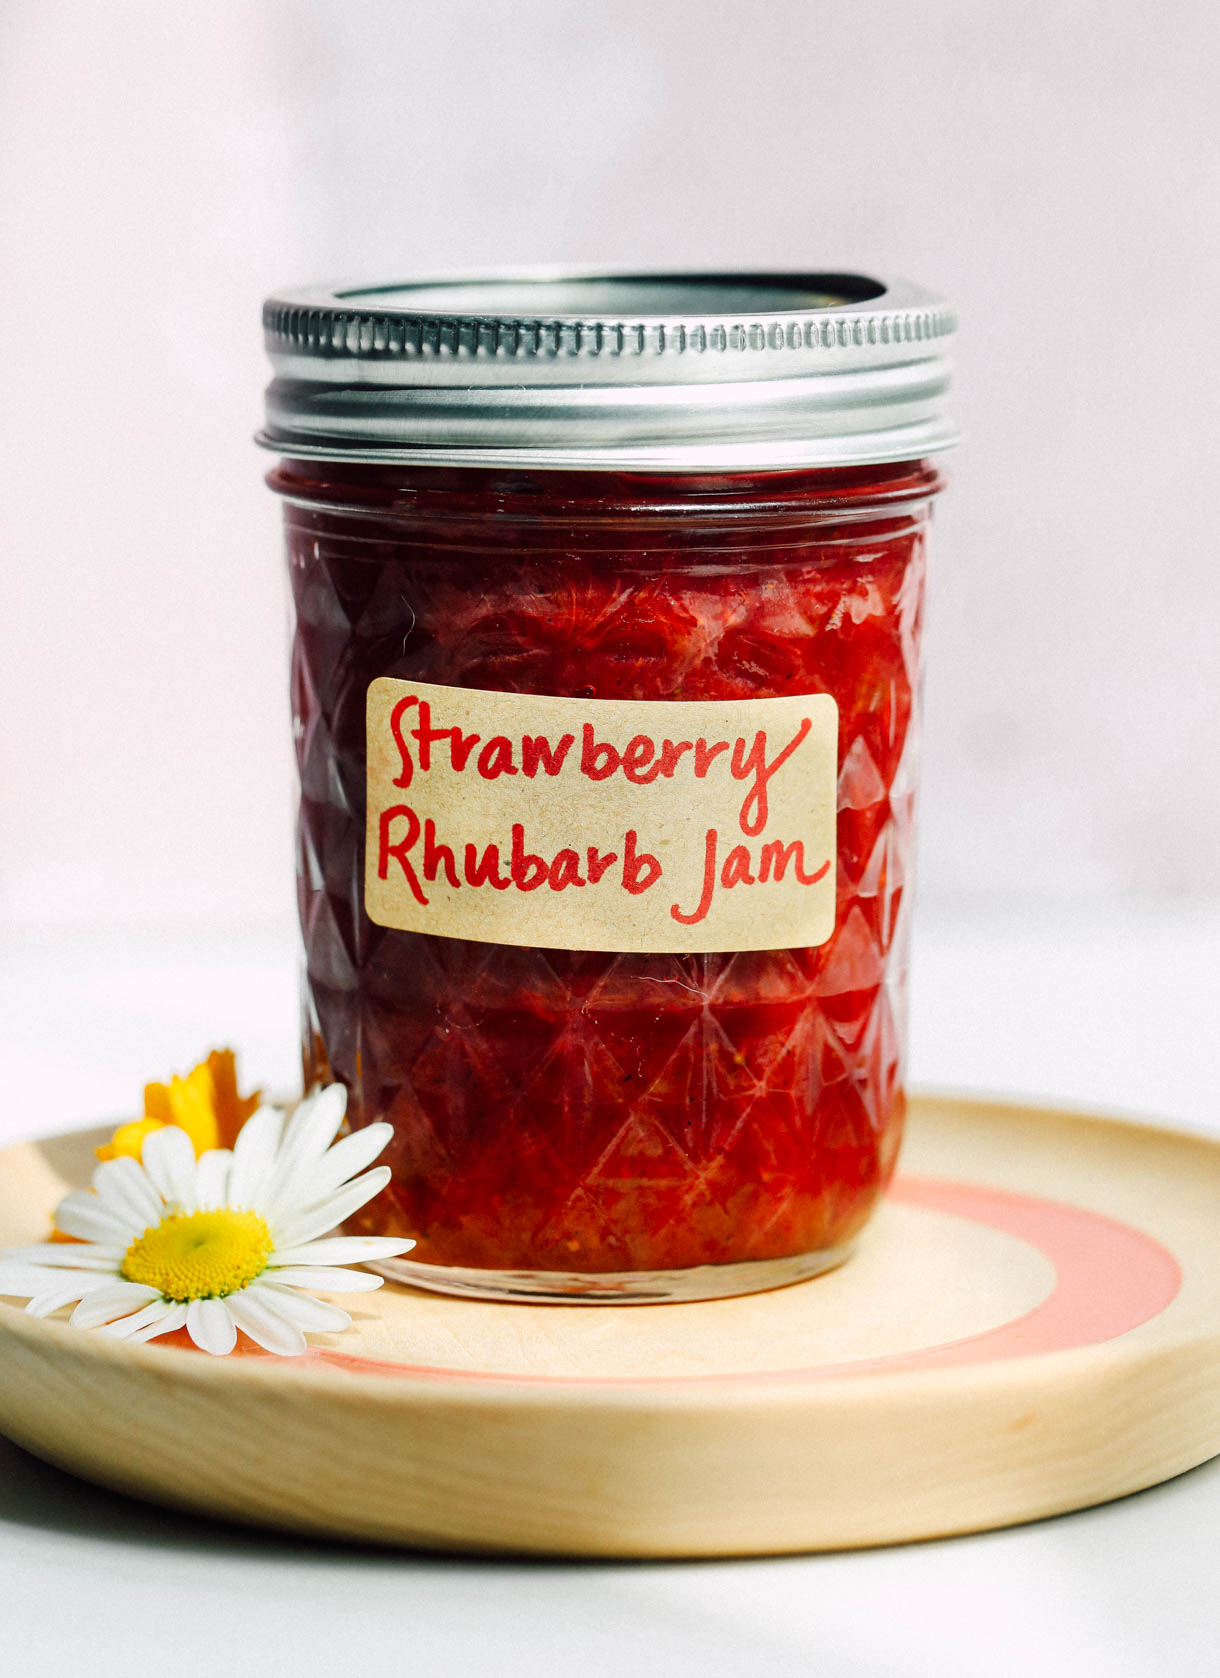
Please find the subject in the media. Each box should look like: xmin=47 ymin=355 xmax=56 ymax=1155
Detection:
xmin=259 ymin=272 xmax=956 ymax=1302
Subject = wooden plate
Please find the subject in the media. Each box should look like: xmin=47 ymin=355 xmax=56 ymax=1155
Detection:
xmin=1 ymin=1093 xmax=1218 ymax=1556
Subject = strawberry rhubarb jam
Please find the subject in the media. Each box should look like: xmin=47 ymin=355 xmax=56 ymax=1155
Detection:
xmin=261 ymin=273 xmax=956 ymax=1301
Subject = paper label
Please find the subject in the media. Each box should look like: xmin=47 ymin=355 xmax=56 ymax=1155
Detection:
xmin=365 ymin=678 xmax=838 ymax=953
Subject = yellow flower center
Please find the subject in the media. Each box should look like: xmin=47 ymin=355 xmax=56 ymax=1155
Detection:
xmin=121 ymin=1210 xmax=274 ymax=1302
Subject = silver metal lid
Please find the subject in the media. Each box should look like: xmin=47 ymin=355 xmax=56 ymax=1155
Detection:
xmin=258 ymin=270 xmax=957 ymax=471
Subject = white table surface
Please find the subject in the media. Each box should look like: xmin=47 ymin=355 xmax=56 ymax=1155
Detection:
xmin=2 ymin=903 xmax=1218 ymax=1677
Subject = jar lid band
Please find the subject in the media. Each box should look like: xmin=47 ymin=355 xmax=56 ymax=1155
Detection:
xmin=258 ymin=270 xmax=958 ymax=471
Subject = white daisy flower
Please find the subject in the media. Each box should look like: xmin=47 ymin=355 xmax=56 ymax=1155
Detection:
xmin=0 ymin=1085 xmax=413 ymax=1357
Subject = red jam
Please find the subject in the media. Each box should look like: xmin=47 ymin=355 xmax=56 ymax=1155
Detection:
xmin=273 ymin=460 xmax=936 ymax=1275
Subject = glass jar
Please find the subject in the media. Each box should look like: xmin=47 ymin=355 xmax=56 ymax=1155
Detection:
xmin=260 ymin=273 xmax=956 ymax=1302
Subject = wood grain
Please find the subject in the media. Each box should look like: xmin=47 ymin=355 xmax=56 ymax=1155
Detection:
xmin=0 ymin=1094 xmax=1218 ymax=1555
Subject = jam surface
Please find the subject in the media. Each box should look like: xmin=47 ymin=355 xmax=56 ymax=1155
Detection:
xmin=276 ymin=463 xmax=934 ymax=1272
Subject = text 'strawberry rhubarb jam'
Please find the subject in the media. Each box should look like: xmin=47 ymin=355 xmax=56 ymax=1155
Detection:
xmin=259 ymin=272 xmax=957 ymax=1301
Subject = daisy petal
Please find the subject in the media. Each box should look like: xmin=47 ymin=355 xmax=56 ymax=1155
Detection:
xmin=91 ymin=1155 xmax=162 ymax=1228
xmin=225 ymin=1289 xmax=306 ymax=1357
xmin=186 ymin=1297 xmax=238 ymax=1356
xmin=101 ymin=1299 xmax=179 ymax=1340
xmin=225 ymin=1104 xmax=285 ymax=1209
xmin=71 ymin=1282 xmax=161 ymax=1328
xmin=271 ymin=1123 xmax=394 ymax=1212
xmin=140 ymin=1125 xmax=198 ymax=1209
xmin=0 ymin=1264 xmax=65 ymax=1298
xmin=278 ymin=1084 xmax=348 ymax=1173
xmin=254 ymin=1282 xmax=351 ymax=1334
xmin=24 ymin=1275 xmax=115 ymax=1315
xmin=272 ymin=1167 xmax=392 ymax=1248
xmin=53 ymin=1191 xmax=140 ymax=1245
xmin=194 ymin=1148 xmax=233 ymax=1210
xmin=0 ymin=1243 xmax=125 ymax=1270
xmin=129 ymin=1302 xmax=189 ymax=1343
xmin=265 ymin=1265 xmax=385 ymax=1293
xmin=269 ymin=1235 xmax=415 ymax=1268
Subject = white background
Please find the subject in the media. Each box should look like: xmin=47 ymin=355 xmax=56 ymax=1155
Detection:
xmin=3 ymin=0 xmax=1219 ymax=934
xmin=2 ymin=12 xmax=1220 ymax=1672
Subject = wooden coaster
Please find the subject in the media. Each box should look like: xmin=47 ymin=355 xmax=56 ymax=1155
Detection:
xmin=1 ymin=1093 xmax=1218 ymax=1556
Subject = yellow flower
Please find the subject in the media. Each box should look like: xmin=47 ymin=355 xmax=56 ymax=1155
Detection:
xmin=2 ymin=1091 xmax=412 ymax=1356
xmin=96 ymin=1049 xmax=261 ymax=1164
